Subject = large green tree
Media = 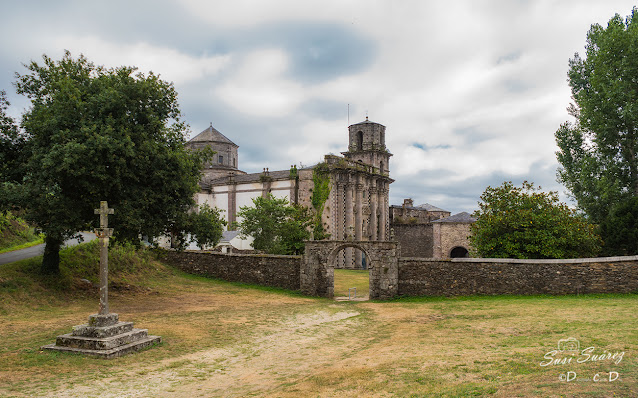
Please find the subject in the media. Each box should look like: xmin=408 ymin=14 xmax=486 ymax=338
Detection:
xmin=470 ymin=181 xmax=601 ymax=259
xmin=0 ymin=90 xmax=27 ymax=190
xmin=237 ymin=194 xmax=312 ymax=255
xmin=599 ymin=196 xmax=638 ymax=255
xmin=555 ymin=8 xmax=638 ymax=253
xmin=5 ymin=51 xmax=211 ymax=273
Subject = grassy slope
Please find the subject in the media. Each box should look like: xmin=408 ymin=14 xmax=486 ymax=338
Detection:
xmin=0 ymin=212 xmax=42 ymax=253
xmin=0 ymin=244 xmax=636 ymax=397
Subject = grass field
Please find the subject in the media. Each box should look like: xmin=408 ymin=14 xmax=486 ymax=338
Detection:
xmin=0 ymin=244 xmax=636 ymax=397
xmin=333 ymin=268 xmax=369 ymax=299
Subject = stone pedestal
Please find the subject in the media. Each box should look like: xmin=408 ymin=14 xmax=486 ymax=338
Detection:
xmin=42 ymin=313 xmax=161 ymax=359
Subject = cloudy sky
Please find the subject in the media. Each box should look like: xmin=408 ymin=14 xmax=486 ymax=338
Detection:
xmin=1 ymin=1 xmax=636 ymax=214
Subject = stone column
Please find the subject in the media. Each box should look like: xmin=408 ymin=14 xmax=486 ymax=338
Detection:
xmin=378 ymin=181 xmax=387 ymax=240
xmin=354 ymin=181 xmax=363 ymax=268
xmin=228 ymin=182 xmax=237 ymax=229
xmin=344 ymin=178 xmax=354 ymax=268
xmin=335 ymin=180 xmax=345 ymax=268
xmin=369 ymin=182 xmax=378 ymax=241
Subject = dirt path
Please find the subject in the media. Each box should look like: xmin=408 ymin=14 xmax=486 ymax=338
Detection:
xmin=43 ymin=309 xmax=364 ymax=398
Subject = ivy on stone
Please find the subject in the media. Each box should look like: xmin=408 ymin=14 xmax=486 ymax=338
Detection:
xmin=311 ymin=163 xmax=331 ymax=240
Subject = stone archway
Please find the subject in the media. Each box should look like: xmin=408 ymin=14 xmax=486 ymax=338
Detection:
xmin=301 ymin=240 xmax=399 ymax=300
xmin=450 ymin=246 xmax=469 ymax=258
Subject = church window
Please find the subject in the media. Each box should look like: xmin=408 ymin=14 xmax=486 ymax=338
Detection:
xmin=218 ymin=155 xmax=223 ymax=164
xmin=380 ymin=161 xmax=384 ymax=175
xmin=233 ymin=157 xmax=236 ymax=167
xmin=357 ymin=131 xmax=363 ymax=151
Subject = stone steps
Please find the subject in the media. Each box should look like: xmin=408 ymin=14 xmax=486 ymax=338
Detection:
xmin=42 ymin=313 xmax=161 ymax=359
xmin=72 ymin=321 xmax=134 ymax=338
xmin=42 ymin=335 xmax=161 ymax=359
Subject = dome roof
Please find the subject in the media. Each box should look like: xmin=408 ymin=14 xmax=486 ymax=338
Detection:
xmin=189 ymin=123 xmax=237 ymax=147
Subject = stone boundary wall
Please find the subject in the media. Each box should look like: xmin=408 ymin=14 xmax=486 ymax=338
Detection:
xmin=398 ymin=256 xmax=638 ymax=296
xmin=392 ymin=224 xmax=433 ymax=258
xmin=161 ymin=251 xmax=302 ymax=291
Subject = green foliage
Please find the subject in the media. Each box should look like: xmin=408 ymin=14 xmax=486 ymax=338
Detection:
xmin=184 ymin=204 xmax=226 ymax=250
xmin=58 ymin=240 xmax=160 ymax=285
xmin=600 ymin=196 xmax=638 ymax=255
xmin=0 ymin=240 xmax=167 ymax=298
xmin=4 ymin=51 xmax=210 ymax=273
xmin=288 ymin=165 xmax=298 ymax=179
xmin=311 ymin=163 xmax=331 ymax=240
xmin=0 ymin=90 xmax=28 ymax=196
xmin=470 ymin=181 xmax=602 ymax=259
xmin=556 ymin=8 xmax=638 ymax=230
xmin=0 ymin=211 xmax=41 ymax=251
xmin=237 ymin=194 xmax=312 ymax=255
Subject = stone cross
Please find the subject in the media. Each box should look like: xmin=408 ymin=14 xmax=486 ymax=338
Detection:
xmin=94 ymin=201 xmax=114 ymax=315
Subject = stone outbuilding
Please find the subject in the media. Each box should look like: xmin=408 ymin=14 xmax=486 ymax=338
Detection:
xmin=431 ymin=211 xmax=475 ymax=258
xmin=391 ymin=201 xmax=476 ymax=259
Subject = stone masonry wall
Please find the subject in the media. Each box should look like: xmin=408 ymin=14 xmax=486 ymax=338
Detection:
xmin=434 ymin=223 xmax=472 ymax=258
xmin=162 ymin=251 xmax=301 ymax=291
xmin=392 ymin=224 xmax=433 ymax=258
xmin=398 ymin=256 xmax=638 ymax=296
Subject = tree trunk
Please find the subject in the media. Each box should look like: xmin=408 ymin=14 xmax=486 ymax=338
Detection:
xmin=41 ymin=235 xmax=63 ymax=274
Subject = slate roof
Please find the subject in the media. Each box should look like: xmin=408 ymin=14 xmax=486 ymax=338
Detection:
xmin=209 ymin=169 xmax=294 ymax=186
xmin=349 ymin=117 xmax=385 ymax=127
xmin=220 ymin=230 xmax=241 ymax=243
xmin=416 ymin=203 xmax=449 ymax=212
xmin=189 ymin=123 xmax=237 ymax=147
xmin=432 ymin=212 xmax=476 ymax=223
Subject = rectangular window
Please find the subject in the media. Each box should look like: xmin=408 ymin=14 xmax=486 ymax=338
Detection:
xmin=218 ymin=155 xmax=223 ymax=164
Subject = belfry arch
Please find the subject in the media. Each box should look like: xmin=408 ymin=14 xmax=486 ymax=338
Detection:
xmin=301 ymin=240 xmax=399 ymax=300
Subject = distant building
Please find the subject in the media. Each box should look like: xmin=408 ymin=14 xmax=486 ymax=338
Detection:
xmin=391 ymin=199 xmax=475 ymax=258
xmin=217 ymin=230 xmax=253 ymax=253
xmin=187 ymin=118 xmax=392 ymax=267
xmin=187 ymin=120 xmax=474 ymax=260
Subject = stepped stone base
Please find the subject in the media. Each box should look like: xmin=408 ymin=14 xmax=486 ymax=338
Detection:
xmin=42 ymin=313 xmax=161 ymax=359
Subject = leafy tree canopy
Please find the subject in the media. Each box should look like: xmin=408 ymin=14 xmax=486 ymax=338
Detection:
xmin=3 ymin=51 xmax=212 ymax=273
xmin=237 ymin=194 xmax=312 ymax=255
xmin=556 ymin=8 xmax=638 ymax=228
xmin=0 ymin=90 xmax=27 ymax=189
xmin=470 ymin=181 xmax=601 ymax=259
xmin=599 ymin=196 xmax=638 ymax=256
xmin=183 ymin=204 xmax=226 ymax=250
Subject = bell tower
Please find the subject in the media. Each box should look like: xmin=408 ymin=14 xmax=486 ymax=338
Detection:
xmin=343 ymin=117 xmax=392 ymax=175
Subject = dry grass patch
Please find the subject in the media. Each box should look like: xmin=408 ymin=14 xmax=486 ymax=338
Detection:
xmin=333 ymin=268 xmax=369 ymax=299
xmin=0 ymin=245 xmax=636 ymax=397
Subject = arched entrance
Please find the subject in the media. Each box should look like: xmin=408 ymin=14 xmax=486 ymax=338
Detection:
xmin=301 ymin=240 xmax=399 ymax=300
xmin=331 ymin=243 xmax=370 ymax=300
xmin=450 ymin=246 xmax=469 ymax=258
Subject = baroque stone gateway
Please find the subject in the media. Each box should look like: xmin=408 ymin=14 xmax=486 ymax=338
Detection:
xmin=186 ymin=118 xmax=472 ymax=261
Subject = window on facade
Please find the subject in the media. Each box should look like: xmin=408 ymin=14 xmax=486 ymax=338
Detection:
xmin=380 ymin=161 xmax=384 ymax=175
xmin=218 ymin=155 xmax=223 ymax=164
xmin=357 ymin=131 xmax=363 ymax=151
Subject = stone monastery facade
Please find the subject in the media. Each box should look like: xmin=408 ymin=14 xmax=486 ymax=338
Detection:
xmin=187 ymin=119 xmax=472 ymax=264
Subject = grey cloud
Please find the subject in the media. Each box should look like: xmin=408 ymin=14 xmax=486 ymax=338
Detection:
xmin=411 ymin=143 xmax=452 ymax=151
xmin=299 ymin=99 xmax=348 ymax=120
xmin=496 ymin=51 xmax=523 ymax=65
xmin=228 ymin=22 xmax=376 ymax=84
